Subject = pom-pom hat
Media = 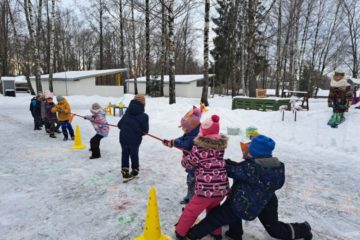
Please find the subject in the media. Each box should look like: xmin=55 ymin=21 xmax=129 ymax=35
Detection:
xmin=199 ymin=114 xmax=221 ymax=138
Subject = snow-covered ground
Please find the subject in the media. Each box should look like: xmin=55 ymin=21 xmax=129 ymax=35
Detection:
xmin=0 ymin=93 xmax=359 ymax=240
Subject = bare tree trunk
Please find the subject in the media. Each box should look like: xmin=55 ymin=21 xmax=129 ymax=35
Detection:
xmin=275 ymin=0 xmax=282 ymax=96
xmin=119 ymin=0 xmax=125 ymax=67
xmin=0 ymin=1 xmax=9 ymax=76
xmin=247 ymin=0 xmax=257 ymax=97
xmin=130 ymin=0 xmax=138 ymax=94
xmin=145 ymin=0 xmax=150 ymax=94
xmin=24 ymin=0 xmax=42 ymax=93
xmin=48 ymin=0 xmax=56 ymax=92
xmin=201 ymin=0 xmax=210 ymax=105
xmin=99 ymin=0 xmax=104 ymax=69
xmin=168 ymin=0 xmax=175 ymax=104
xmin=160 ymin=1 xmax=167 ymax=97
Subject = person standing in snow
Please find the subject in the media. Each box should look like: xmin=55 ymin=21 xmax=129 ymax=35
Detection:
xmin=163 ymin=106 xmax=202 ymax=204
xmin=117 ymin=95 xmax=149 ymax=181
xmin=29 ymin=92 xmax=43 ymax=130
xmin=84 ymin=103 xmax=109 ymax=159
xmin=327 ymin=69 xmax=353 ymax=128
xmin=45 ymin=95 xmax=61 ymax=138
xmin=52 ymin=96 xmax=74 ymax=141
xmin=175 ymin=115 xmax=229 ymax=240
xmin=40 ymin=94 xmax=50 ymax=133
xmin=187 ymin=135 xmax=313 ymax=240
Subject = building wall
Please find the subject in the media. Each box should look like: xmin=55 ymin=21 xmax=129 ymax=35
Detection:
xmin=31 ymin=77 xmax=124 ymax=97
xmin=126 ymin=81 xmax=211 ymax=98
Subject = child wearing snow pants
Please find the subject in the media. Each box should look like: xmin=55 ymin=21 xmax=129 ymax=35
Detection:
xmin=163 ymin=106 xmax=202 ymax=204
xmin=84 ymin=103 xmax=109 ymax=159
xmin=175 ymin=115 xmax=229 ymax=240
xmin=52 ymin=96 xmax=74 ymax=141
xmin=117 ymin=95 xmax=149 ymax=180
xmin=187 ymin=135 xmax=312 ymax=240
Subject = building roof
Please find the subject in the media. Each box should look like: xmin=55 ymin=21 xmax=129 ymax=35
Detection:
xmin=1 ymin=76 xmax=27 ymax=83
xmin=351 ymin=78 xmax=360 ymax=85
xmin=126 ymin=74 xmax=215 ymax=84
xmin=30 ymin=69 xmax=128 ymax=81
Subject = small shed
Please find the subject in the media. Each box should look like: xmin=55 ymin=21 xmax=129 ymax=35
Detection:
xmin=30 ymin=69 xmax=128 ymax=97
xmin=126 ymin=74 xmax=214 ymax=98
xmin=0 ymin=77 xmax=16 ymax=96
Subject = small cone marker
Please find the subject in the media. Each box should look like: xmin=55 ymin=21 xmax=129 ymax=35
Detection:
xmin=71 ymin=125 xmax=86 ymax=150
xmin=134 ymin=187 xmax=171 ymax=240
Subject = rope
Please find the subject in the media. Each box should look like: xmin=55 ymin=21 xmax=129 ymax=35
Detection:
xmin=72 ymin=113 xmax=189 ymax=153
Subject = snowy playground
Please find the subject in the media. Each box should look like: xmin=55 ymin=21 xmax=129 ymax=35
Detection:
xmin=0 ymin=94 xmax=359 ymax=240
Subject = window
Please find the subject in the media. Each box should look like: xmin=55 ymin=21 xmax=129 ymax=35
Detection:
xmin=96 ymin=73 xmax=121 ymax=86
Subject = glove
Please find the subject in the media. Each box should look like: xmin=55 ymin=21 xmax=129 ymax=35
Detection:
xmin=83 ymin=116 xmax=90 ymax=120
xmin=163 ymin=139 xmax=174 ymax=148
xmin=57 ymin=108 xmax=64 ymax=113
xmin=225 ymin=159 xmax=238 ymax=165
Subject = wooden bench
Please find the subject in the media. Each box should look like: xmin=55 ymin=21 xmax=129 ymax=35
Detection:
xmin=232 ymin=97 xmax=291 ymax=111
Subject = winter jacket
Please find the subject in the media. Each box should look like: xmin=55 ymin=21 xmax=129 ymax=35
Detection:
xmin=41 ymin=100 xmax=47 ymax=120
xmin=226 ymin=157 xmax=285 ymax=221
xmin=181 ymin=135 xmax=229 ymax=198
xmin=30 ymin=97 xmax=41 ymax=118
xmin=174 ymin=125 xmax=200 ymax=174
xmin=45 ymin=102 xmax=58 ymax=121
xmin=51 ymin=98 xmax=71 ymax=121
xmin=328 ymin=86 xmax=353 ymax=113
xmin=85 ymin=109 xmax=109 ymax=137
xmin=117 ymin=100 xmax=149 ymax=145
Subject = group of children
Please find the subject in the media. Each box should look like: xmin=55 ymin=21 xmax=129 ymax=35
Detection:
xmin=30 ymin=91 xmax=74 ymax=140
xmin=29 ymin=92 xmax=313 ymax=239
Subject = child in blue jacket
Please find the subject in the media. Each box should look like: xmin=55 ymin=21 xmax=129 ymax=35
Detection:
xmin=163 ymin=106 xmax=202 ymax=204
xmin=188 ymin=135 xmax=313 ymax=240
xmin=117 ymin=95 xmax=149 ymax=181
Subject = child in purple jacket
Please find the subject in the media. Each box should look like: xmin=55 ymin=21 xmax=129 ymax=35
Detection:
xmin=84 ymin=103 xmax=109 ymax=159
xmin=175 ymin=115 xmax=229 ymax=240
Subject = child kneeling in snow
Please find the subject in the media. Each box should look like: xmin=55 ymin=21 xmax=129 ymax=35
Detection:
xmin=187 ymin=135 xmax=312 ymax=240
xmin=84 ymin=103 xmax=109 ymax=159
xmin=175 ymin=115 xmax=229 ymax=240
xmin=163 ymin=106 xmax=202 ymax=204
xmin=117 ymin=95 xmax=149 ymax=181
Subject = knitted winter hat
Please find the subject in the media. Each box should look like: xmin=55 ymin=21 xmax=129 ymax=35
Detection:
xmin=245 ymin=126 xmax=259 ymax=139
xmin=180 ymin=106 xmax=201 ymax=133
xmin=248 ymin=135 xmax=275 ymax=158
xmin=199 ymin=115 xmax=220 ymax=138
xmin=134 ymin=94 xmax=145 ymax=105
xmin=44 ymin=90 xmax=54 ymax=99
xmin=90 ymin=102 xmax=101 ymax=114
xmin=56 ymin=96 xmax=65 ymax=102
xmin=334 ymin=68 xmax=345 ymax=76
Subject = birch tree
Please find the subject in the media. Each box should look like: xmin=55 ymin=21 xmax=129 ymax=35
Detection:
xmin=48 ymin=0 xmax=56 ymax=91
xmin=201 ymin=0 xmax=210 ymax=106
xmin=168 ymin=0 xmax=175 ymax=104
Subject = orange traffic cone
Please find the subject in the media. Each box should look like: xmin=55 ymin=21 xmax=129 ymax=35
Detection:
xmin=71 ymin=125 xmax=86 ymax=150
xmin=134 ymin=187 xmax=171 ymax=240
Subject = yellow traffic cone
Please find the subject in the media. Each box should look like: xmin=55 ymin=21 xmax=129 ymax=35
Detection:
xmin=71 ymin=125 xmax=86 ymax=150
xmin=134 ymin=187 xmax=171 ymax=240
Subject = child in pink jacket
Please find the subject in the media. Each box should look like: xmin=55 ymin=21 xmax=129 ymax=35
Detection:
xmin=175 ymin=115 xmax=229 ymax=240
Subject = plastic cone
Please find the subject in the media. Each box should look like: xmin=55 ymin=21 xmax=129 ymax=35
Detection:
xmin=134 ymin=187 xmax=171 ymax=240
xmin=71 ymin=125 xmax=86 ymax=150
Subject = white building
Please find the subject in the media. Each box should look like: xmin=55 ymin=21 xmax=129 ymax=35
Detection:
xmin=126 ymin=75 xmax=214 ymax=98
xmin=30 ymin=69 xmax=128 ymax=97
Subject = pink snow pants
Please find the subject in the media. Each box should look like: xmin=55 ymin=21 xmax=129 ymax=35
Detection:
xmin=175 ymin=195 xmax=224 ymax=237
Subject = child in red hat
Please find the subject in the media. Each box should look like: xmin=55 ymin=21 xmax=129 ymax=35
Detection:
xmin=175 ymin=115 xmax=229 ymax=240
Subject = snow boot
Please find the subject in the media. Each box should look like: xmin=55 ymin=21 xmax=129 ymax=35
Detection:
xmin=180 ymin=198 xmax=190 ymax=205
xmin=175 ymin=231 xmax=188 ymax=240
xmin=131 ymin=168 xmax=139 ymax=177
xmin=210 ymin=233 xmax=222 ymax=240
xmin=225 ymin=231 xmax=242 ymax=240
xmin=63 ymin=136 xmax=68 ymax=141
xmin=122 ymin=168 xmax=134 ymax=182
xmin=71 ymin=135 xmax=75 ymax=140
xmin=288 ymin=221 xmax=313 ymax=240
xmin=49 ymin=134 xmax=56 ymax=138
xmin=89 ymin=155 xmax=101 ymax=159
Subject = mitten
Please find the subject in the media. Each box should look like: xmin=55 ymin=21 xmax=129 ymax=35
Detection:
xmin=163 ymin=139 xmax=174 ymax=148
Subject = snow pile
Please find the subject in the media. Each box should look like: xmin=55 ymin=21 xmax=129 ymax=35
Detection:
xmin=0 ymin=94 xmax=359 ymax=240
